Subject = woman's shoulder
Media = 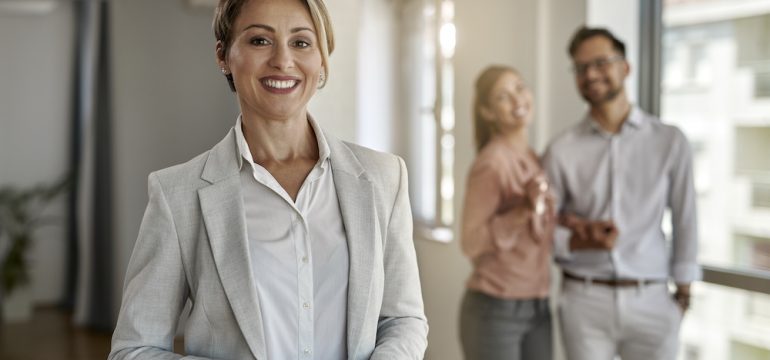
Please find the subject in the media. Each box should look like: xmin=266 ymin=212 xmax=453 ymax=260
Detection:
xmin=472 ymin=138 xmax=521 ymax=170
xmin=151 ymin=151 xmax=210 ymax=184
xmin=337 ymin=140 xmax=403 ymax=183
xmin=327 ymin=137 xmax=404 ymax=196
xmin=341 ymin=141 xmax=401 ymax=167
xmin=150 ymin=129 xmax=237 ymax=192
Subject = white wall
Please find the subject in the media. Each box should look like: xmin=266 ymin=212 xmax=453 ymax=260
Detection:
xmin=309 ymin=0 xmax=361 ymax=144
xmin=0 ymin=3 xmax=74 ymax=304
xmin=355 ymin=0 xmax=399 ymax=154
xmin=536 ymin=0 xmax=592 ymax=149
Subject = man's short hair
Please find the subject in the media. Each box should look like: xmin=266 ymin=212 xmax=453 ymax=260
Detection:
xmin=568 ymin=26 xmax=626 ymax=58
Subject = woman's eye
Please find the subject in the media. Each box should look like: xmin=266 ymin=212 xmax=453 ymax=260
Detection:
xmin=293 ymin=40 xmax=311 ymax=48
xmin=250 ymin=37 xmax=270 ymax=46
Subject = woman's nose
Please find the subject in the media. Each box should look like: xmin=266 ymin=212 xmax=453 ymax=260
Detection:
xmin=268 ymin=44 xmax=293 ymax=70
xmin=511 ymin=93 xmax=524 ymax=107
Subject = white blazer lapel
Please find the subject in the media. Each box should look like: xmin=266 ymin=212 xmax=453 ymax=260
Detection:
xmin=327 ymin=134 xmax=378 ymax=357
xmin=198 ymin=130 xmax=267 ymax=359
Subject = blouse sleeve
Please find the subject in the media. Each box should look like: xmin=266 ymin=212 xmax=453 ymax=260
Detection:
xmin=460 ymin=158 xmax=531 ymax=262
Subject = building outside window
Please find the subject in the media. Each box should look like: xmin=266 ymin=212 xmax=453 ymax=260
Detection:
xmin=660 ymin=0 xmax=770 ymax=358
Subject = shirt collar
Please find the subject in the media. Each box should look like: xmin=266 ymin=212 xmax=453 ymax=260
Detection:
xmin=234 ymin=114 xmax=331 ymax=170
xmin=583 ymin=105 xmax=645 ymax=136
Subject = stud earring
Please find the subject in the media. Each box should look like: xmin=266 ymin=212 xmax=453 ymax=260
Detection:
xmin=221 ymin=68 xmax=228 ymax=74
xmin=319 ymin=70 xmax=325 ymax=83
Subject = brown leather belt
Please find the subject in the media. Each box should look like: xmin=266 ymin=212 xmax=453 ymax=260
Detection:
xmin=563 ymin=271 xmax=666 ymax=287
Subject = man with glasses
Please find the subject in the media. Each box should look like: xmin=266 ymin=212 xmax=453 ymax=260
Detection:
xmin=543 ymin=26 xmax=700 ymax=360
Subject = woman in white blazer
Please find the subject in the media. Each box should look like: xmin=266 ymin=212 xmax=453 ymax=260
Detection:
xmin=108 ymin=0 xmax=428 ymax=358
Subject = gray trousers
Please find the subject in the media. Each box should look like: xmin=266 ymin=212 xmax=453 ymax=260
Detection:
xmin=460 ymin=290 xmax=552 ymax=360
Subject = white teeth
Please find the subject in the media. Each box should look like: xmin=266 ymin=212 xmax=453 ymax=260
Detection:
xmin=264 ymin=79 xmax=297 ymax=89
xmin=514 ymin=107 xmax=528 ymax=117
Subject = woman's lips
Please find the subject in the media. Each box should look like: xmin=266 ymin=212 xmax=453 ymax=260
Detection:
xmin=260 ymin=76 xmax=300 ymax=94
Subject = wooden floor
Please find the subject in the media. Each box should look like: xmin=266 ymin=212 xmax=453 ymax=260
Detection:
xmin=0 ymin=307 xmax=112 ymax=360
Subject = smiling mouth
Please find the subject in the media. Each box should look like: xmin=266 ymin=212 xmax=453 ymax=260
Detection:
xmin=262 ymin=79 xmax=299 ymax=89
xmin=585 ymin=80 xmax=607 ymax=91
xmin=514 ymin=107 xmax=529 ymax=117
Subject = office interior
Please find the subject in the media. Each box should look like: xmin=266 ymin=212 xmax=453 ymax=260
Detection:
xmin=1 ymin=0 xmax=769 ymax=359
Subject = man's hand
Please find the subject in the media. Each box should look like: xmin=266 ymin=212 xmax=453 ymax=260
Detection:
xmin=560 ymin=213 xmax=618 ymax=251
xmin=673 ymin=283 xmax=691 ymax=314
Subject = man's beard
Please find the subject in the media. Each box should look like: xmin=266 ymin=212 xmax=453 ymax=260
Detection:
xmin=582 ymin=81 xmax=622 ymax=106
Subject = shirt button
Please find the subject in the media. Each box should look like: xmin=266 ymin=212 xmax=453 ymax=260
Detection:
xmin=303 ymin=302 xmax=311 ymax=309
xmin=304 ymin=348 xmax=311 ymax=355
xmin=301 ymin=256 xmax=308 ymax=263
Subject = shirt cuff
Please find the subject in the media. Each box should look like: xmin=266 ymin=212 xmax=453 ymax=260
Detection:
xmin=553 ymin=225 xmax=573 ymax=261
xmin=672 ymin=263 xmax=702 ymax=284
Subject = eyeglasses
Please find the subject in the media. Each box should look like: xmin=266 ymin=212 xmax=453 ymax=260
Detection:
xmin=572 ymin=56 xmax=624 ymax=76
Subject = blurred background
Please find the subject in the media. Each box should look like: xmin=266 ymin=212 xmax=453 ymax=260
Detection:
xmin=1 ymin=0 xmax=769 ymax=359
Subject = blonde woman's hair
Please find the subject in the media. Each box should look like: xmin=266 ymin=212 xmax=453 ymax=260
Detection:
xmin=213 ymin=0 xmax=335 ymax=91
xmin=472 ymin=65 xmax=518 ymax=152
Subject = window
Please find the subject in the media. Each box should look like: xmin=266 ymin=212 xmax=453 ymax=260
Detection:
xmin=400 ymin=0 xmax=455 ymax=242
xmin=655 ymin=0 xmax=770 ymax=358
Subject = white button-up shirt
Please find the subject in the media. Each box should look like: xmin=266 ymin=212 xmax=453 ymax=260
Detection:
xmin=543 ymin=107 xmax=700 ymax=284
xmin=235 ymin=116 xmax=349 ymax=359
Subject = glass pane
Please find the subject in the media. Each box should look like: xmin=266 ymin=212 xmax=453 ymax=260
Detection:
xmin=402 ymin=0 xmax=437 ymax=223
xmin=662 ymin=1 xmax=770 ymax=358
xmin=679 ymin=283 xmax=770 ymax=360
xmin=662 ymin=0 xmax=770 ymax=272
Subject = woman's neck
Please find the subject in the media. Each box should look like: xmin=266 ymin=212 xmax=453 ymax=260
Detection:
xmin=498 ymin=127 xmax=529 ymax=151
xmin=240 ymin=111 xmax=318 ymax=165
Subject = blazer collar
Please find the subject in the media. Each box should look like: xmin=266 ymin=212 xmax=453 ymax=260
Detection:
xmin=201 ymin=128 xmax=240 ymax=184
xmin=326 ymin=132 xmax=377 ymax=357
xmin=198 ymin=129 xmax=266 ymax=359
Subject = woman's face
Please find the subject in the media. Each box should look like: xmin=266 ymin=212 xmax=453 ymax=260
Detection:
xmin=219 ymin=0 xmax=323 ymax=121
xmin=483 ymin=71 xmax=534 ymax=132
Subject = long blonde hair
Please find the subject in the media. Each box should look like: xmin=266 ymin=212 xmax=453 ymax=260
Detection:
xmin=472 ymin=65 xmax=519 ymax=152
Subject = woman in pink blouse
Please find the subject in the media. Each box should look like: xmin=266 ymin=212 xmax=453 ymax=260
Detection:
xmin=459 ymin=65 xmax=556 ymax=360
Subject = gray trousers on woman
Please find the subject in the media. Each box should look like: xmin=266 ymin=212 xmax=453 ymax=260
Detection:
xmin=460 ymin=290 xmax=552 ymax=360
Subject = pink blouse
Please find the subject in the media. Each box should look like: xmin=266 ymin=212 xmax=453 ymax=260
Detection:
xmin=460 ymin=136 xmax=556 ymax=300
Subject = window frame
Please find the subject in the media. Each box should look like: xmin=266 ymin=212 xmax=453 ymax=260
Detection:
xmin=401 ymin=0 xmax=456 ymax=243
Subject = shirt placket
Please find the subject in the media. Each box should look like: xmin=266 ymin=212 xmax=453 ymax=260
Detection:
xmin=294 ymin=212 xmax=314 ymax=358
xmin=609 ymin=135 xmax=620 ymax=277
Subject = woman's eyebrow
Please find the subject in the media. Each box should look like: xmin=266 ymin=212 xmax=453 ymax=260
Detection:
xmin=242 ymin=24 xmax=315 ymax=34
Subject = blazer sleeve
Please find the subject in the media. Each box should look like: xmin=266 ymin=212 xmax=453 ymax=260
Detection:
xmin=371 ymin=157 xmax=429 ymax=359
xmin=109 ymin=173 xmax=211 ymax=360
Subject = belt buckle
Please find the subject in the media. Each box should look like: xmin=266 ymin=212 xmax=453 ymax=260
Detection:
xmin=636 ymin=279 xmax=645 ymax=293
